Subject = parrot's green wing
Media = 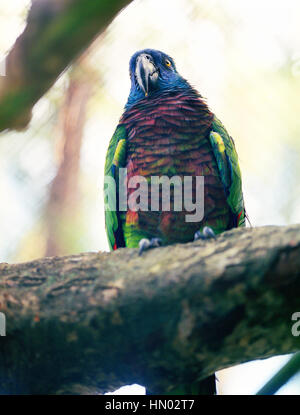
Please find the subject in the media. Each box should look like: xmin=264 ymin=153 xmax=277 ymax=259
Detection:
xmin=104 ymin=125 xmax=127 ymax=250
xmin=210 ymin=116 xmax=245 ymax=227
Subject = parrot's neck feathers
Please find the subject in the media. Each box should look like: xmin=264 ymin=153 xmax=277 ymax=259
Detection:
xmin=125 ymin=79 xmax=195 ymax=110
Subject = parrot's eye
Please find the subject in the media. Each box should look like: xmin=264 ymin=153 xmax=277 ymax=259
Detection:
xmin=165 ymin=59 xmax=172 ymax=68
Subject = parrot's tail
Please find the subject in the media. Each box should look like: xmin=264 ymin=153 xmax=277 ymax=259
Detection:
xmin=146 ymin=374 xmax=216 ymax=395
xmin=194 ymin=374 xmax=216 ymax=395
xmin=175 ymin=374 xmax=216 ymax=395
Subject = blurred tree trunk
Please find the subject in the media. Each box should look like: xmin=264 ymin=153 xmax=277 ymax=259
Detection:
xmin=45 ymin=65 xmax=92 ymax=256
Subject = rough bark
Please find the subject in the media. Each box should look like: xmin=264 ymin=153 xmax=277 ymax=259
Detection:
xmin=0 ymin=0 xmax=132 ymax=132
xmin=0 ymin=224 xmax=300 ymax=395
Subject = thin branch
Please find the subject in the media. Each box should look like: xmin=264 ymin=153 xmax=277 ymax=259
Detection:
xmin=256 ymin=352 xmax=300 ymax=395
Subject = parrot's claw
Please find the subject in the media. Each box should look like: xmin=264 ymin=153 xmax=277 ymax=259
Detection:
xmin=194 ymin=226 xmax=216 ymax=241
xmin=138 ymin=238 xmax=162 ymax=256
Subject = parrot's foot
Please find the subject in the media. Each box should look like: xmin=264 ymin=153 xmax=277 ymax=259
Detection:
xmin=138 ymin=238 xmax=162 ymax=256
xmin=194 ymin=226 xmax=216 ymax=241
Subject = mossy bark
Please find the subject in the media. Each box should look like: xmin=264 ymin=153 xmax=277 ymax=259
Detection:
xmin=0 ymin=0 xmax=132 ymax=132
xmin=0 ymin=225 xmax=300 ymax=394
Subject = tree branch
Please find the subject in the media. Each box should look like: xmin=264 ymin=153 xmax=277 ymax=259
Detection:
xmin=0 ymin=0 xmax=132 ymax=132
xmin=257 ymin=352 xmax=300 ymax=395
xmin=0 ymin=224 xmax=300 ymax=394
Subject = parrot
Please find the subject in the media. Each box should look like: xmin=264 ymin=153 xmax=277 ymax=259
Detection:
xmin=104 ymin=49 xmax=246 ymax=395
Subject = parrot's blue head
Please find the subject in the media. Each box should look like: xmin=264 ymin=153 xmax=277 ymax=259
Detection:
xmin=125 ymin=49 xmax=190 ymax=109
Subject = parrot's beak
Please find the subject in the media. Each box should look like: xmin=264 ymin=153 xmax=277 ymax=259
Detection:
xmin=135 ymin=54 xmax=159 ymax=97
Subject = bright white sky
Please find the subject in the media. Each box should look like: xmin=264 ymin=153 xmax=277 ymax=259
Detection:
xmin=0 ymin=0 xmax=299 ymax=395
